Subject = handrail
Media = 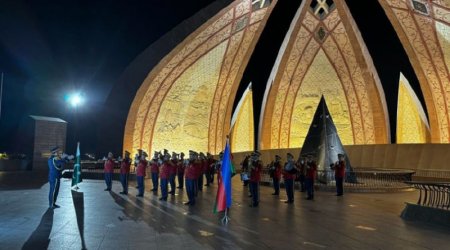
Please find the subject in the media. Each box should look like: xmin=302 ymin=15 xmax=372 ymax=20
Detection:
xmin=405 ymin=181 xmax=450 ymax=210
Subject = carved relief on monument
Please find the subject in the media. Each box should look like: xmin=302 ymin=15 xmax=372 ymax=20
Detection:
xmin=124 ymin=0 xmax=276 ymax=155
xmin=379 ymin=0 xmax=450 ymax=142
xmin=260 ymin=0 xmax=389 ymax=150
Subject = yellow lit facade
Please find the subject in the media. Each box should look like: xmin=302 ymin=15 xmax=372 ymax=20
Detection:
xmin=230 ymin=84 xmax=254 ymax=152
xmin=124 ymin=0 xmax=277 ymax=155
xmin=397 ymin=73 xmax=430 ymax=143
xmin=379 ymin=0 xmax=450 ymax=142
xmin=259 ymin=0 xmax=390 ymax=150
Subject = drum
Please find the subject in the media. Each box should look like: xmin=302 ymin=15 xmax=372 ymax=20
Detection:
xmin=240 ymin=172 xmax=250 ymax=181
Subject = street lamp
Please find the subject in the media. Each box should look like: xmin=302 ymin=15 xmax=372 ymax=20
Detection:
xmin=67 ymin=93 xmax=84 ymax=108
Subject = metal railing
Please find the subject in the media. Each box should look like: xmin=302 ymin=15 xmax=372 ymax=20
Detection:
xmin=259 ymin=168 xmax=415 ymax=191
xmin=405 ymin=181 xmax=450 ymax=210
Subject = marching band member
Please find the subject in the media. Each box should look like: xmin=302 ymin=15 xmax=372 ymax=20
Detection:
xmin=119 ymin=151 xmax=131 ymax=195
xmin=249 ymin=151 xmax=262 ymax=207
xmin=305 ymin=154 xmax=317 ymax=200
xmin=169 ymin=151 xmax=178 ymax=195
xmin=150 ymin=151 xmax=160 ymax=192
xmin=104 ymin=152 xmax=115 ymax=191
xmin=177 ymin=152 xmax=186 ymax=189
xmin=159 ymin=152 xmax=172 ymax=201
xmin=197 ymin=152 xmax=206 ymax=192
xmin=135 ymin=149 xmax=143 ymax=189
xmin=184 ymin=150 xmax=197 ymax=206
xmin=296 ymin=156 xmax=307 ymax=192
xmin=269 ymin=155 xmax=282 ymax=196
xmin=240 ymin=155 xmax=250 ymax=187
xmin=283 ymin=153 xmax=296 ymax=203
xmin=206 ymin=153 xmax=216 ymax=185
xmin=331 ymin=153 xmax=346 ymax=196
xmin=136 ymin=151 xmax=148 ymax=197
xmin=48 ymin=146 xmax=72 ymax=208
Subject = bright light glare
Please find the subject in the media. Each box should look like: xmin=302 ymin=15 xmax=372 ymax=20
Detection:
xmin=68 ymin=93 xmax=84 ymax=107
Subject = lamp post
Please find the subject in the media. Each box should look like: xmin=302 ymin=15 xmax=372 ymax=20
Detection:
xmin=66 ymin=93 xmax=85 ymax=151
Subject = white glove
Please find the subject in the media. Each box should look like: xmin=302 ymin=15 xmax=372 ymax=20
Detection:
xmin=68 ymin=155 xmax=75 ymax=160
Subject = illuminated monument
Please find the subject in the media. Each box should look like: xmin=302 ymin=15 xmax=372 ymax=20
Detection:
xmin=379 ymin=0 xmax=450 ymax=142
xmin=230 ymin=83 xmax=254 ymax=153
xmin=124 ymin=0 xmax=276 ymax=155
xmin=397 ymin=73 xmax=431 ymax=143
xmin=259 ymin=0 xmax=390 ymax=150
xmin=116 ymin=0 xmax=450 ymax=161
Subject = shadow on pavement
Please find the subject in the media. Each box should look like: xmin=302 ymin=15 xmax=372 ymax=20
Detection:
xmin=22 ymin=208 xmax=54 ymax=250
xmin=71 ymin=190 xmax=87 ymax=250
xmin=0 ymin=171 xmax=48 ymax=190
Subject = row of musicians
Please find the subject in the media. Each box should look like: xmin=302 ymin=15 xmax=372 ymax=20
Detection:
xmin=103 ymin=150 xmax=220 ymax=206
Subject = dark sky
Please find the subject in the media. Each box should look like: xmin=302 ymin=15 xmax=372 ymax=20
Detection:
xmin=0 ymin=0 xmax=217 ymax=153
xmin=0 ymin=0 xmax=424 ymax=155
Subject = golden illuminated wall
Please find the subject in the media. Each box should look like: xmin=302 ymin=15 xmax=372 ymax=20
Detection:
xmin=124 ymin=0 xmax=276 ymax=155
xmin=379 ymin=0 xmax=450 ymax=142
xmin=397 ymin=73 xmax=431 ymax=143
xmin=230 ymin=83 xmax=254 ymax=152
xmin=260 ymin=0 xmax=390 ymax=150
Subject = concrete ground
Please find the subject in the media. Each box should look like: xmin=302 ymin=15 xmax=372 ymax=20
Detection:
xmin=0 ymin=173 xmax=449 ymax=250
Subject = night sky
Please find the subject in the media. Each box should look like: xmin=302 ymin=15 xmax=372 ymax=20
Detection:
xmin=0 ymin=0 xmax=424 ymax=156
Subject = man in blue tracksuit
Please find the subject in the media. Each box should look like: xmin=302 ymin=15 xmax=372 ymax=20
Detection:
xmin=48 ymin=146 xmax=69 ymax=209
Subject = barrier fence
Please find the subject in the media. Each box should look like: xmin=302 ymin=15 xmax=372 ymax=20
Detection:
xmin=405 ymin=181 xmax=450 ymax=210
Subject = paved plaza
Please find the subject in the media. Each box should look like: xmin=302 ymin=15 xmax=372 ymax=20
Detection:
xmin=0 ymin=173 xmax=449 ymax=250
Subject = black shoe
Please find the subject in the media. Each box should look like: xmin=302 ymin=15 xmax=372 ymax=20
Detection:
xmin=204 ymin=184 xmax=209 ymax=186
xmin=248 ymin=194 xmax=252 ymax=197
xmin=136 ymin=194 xmax=143 ymax=197
xmin=272 ymin=193 xmax=279 ymax=195
xmin=104 ymin=188 xmax=111 ymax=191
xmin=184 ymin=201 xmax=191 ymax=205
xmin=337 ymin=194 xmax=343 ymax=196
xmin=306 ymin=197 xmax=313 ymax=200
xmin=119 ymin=191 xmax=125 ymax=194
xmin=159 ymin=197 xmax=167 ymax=201
xmin=169 ymin=191 xmax=175 ymax=195
xmin=52 ymin=204 xmax=60 ymax=208
xmin=136 ymin=186 xmax=139 ymax=189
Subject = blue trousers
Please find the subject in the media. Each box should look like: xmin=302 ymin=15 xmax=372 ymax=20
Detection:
xmin=169 ymin=174 xmax=176 ymax=193
xmin=120 ymin=174 xmax=128 ymax=193
xmin=305 ymin=178 xmax=314 ymax=199
xmin=272 ymin=177 xmax=280 ymax=194
xmin=137 ymin=176 xmax=144 ymax=196
xmin=48 ymin=177 xmax=60 ymax=207
xmin=335 ymin=177 xmax=344 ymax=195
xmin=151 ymin=173 xmax=159 ymax=191
xmin=186 ymin=179 xmax=196 ymax=204
xmin=197 ymin=175 xmax=203 ymax=191
xmin=249 ymin=182 xmax=259 ymax=206
xmin=160 ymin=178 xmax=168 ymax=199
xmin=284 ymin=179 xmax=294 ymax=202
xmin=177 ymin=173 xmax=184 ymax=188
xmin=104 ymin=172 xmax=113 ymax=190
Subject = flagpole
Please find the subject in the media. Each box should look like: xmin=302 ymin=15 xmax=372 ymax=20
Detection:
xmin=221 ymin=135 xmax=231 ymax=225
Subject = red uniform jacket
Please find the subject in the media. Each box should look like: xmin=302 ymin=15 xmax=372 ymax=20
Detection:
xmin=120 ymin=158 xmax=131 ymax=174
xmin=274 ymin=162 xmax=282 ymax=180
xmin=177 ymin=160 xmax=185 ymax=174
xmin=136 ymin=159 xmax=148 ymax=177
xmin=170 ymin=160 xmax=178 ymax=175
xmin=150 ymin=160 xmax=159 ymax=174
xmin=104 ymin=159 xmax=115 ymax=173
xmin=249 ymin=160 xmax=262 ymax=182
xmin=194 ymin=161 xmax=202 ymax=178
xmin=306 ymin=161 xmax=317 ymax=179
xmin=160 ymin=162 xmax=172 ymax=179
xmin=335 ymin=161 xmax=346 ymax=178
xmin=282 ymin=169 xmax=295 ymax=181
xmin=184 ymin=162 xmax=197 ymax=180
